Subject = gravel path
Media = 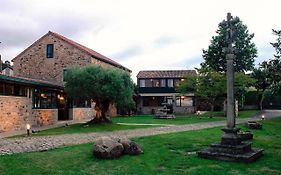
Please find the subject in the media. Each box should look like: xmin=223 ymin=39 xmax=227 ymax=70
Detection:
xmin=0 ymin=118 xmax=255 ymax=155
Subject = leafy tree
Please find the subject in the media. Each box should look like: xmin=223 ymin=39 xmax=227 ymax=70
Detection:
xmin=179 ymin=68 xmax=255 ymax=112
xmin=263 ymin=29 xmax=281 ymax=95
xmin=201 ymin=16 xmax=257 ymax=72
xmin=252 ymin=63 xmax=270 ymax=109
xmin=179 ymin=68 xmax=226 ymax=113
xmin=64 ymin=65 xmax=135 ymax=123
xmin=234 ymin=72 xmax=256 ymax=108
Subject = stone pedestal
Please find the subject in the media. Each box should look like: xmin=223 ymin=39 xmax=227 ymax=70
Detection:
xmin=197 ymin=127 xmax=263 ymax=163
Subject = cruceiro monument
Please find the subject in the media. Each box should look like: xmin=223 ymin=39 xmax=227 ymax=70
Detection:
xmin=197 ymin=13 xmax=263 ymax=162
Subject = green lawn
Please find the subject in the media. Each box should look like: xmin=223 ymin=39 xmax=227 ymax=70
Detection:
xmin=21 ymin=123 xmax=152 ymax=137
xmin=1 ymin=114 xmax=278 ymax=175
xmin=22 ymin=110 xmax=258 ymax=137
xmin=113 ymin=110 xmax=258 ymax=124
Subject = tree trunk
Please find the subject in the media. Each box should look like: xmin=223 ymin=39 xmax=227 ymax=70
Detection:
xmin=210 ymin=98 xmax=215 ymax=118
xmin=87 ymin=101 xmax=112 ymax=124
xmin=259 ymin=90 xmax=265 ymax=110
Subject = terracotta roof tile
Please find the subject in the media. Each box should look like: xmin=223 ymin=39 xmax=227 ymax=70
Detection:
xmin=137 ymin=70 xmax=197 ymax=79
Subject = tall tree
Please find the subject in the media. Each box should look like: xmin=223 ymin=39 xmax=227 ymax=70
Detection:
xmin=64 ymin=65 xmax=135 ymax=123
xmin=264 ymin=29 xmax=281 ymax=95
xmin=201 ymin=16 xmax=257 ymax=72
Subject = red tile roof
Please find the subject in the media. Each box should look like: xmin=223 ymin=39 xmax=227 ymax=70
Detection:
xmin=12 ymin=31 xmax=131 ymax=72
xmin=137 ymin=70 xmax=197 ymax=79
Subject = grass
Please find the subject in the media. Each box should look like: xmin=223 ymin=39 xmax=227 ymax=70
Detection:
xmin=1 ymin=113 xmax=278 ymax=175
xmin=20 ymin=123 xmax=152 ymax=137
xmin=113 ymin=110 xmax=258 ymax=124
xmin=20 ymin=110 xmax=258 ymax=137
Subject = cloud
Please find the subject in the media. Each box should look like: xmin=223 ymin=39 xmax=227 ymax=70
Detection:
xmin=112 ymin=45 xmax=144 ymax=60
xmin=154 ymin=36 xmax=182 ymax=48
xmin=1 ymin=0 xmax=281 ymax=82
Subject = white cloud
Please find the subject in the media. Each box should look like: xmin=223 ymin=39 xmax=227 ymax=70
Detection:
xmin=1 ymin=0 xmax=281 ymax=82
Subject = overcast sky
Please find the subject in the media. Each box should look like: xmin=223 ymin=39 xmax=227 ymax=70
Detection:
xmin=1 ymin=0 xmax=281 ymax=81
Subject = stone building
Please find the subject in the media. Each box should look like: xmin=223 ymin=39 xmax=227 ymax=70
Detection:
xmin=0 ymin=59 xmax=13 ymax=76
xmin=0 ymin=31 xmax=130 ymax=133
xmin=137 ymin=70 xmax=196 ymax=114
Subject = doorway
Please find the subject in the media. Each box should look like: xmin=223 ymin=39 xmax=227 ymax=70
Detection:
xmin=57 ymin=93 xmax=69 ymax=120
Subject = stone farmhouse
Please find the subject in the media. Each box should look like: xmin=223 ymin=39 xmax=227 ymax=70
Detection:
xmin=0 ymin=31 xmax=130 ymax=133
xmin=136 ymin=70 xmax=196 ymax=114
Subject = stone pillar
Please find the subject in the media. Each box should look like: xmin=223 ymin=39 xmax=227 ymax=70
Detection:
xmin=226 ymin=53 xmax=235 ymax=129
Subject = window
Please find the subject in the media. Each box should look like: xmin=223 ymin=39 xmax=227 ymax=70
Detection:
xmin=152 ymin=79 xmax=160 ymax=87
xmin=73 ymin=99 xmax=91 ymax=108
xmin=142 ymin=96 xmax=164 ymax=107
xmin=0 ymin=82 xmax=4 ymax=95
xmin=167 ymin=79 xmax=174 ymax=87
xmin=14 ymin=85 xmax=27 ymax=96
xmin=63 ymin=69 xmax=68 ymax=81
xmin=166 ymin=96 xmax=173 ymax=104
xmin=160 ymin=79 xmax=166 ymax=87
xmin=33 ymin=89 xmax=57 ymax=109
xmin=176 ymin=97 xmax=181 ymax=106
xmin=47 ymin=44 xmax=54 ymax=58
xmin=5 ymin=84 xmax=14 ymax=95
xmin=139 ymin=80 xmax=145 ymax=87
xmin=175 ymin=79 xmax=181 ymax=87
xmin=176 ymin=96 xmax=193 ymax=107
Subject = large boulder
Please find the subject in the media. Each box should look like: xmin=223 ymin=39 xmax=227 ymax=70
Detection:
xmin=118 ymin=138 xmax=143 ymax=155
xmin=93 ymin=136 xmax=124 ymax=159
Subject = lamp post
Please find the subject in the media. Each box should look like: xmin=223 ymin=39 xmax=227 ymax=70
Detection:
xmin=26 ymin=124 xmax=31 ymax=136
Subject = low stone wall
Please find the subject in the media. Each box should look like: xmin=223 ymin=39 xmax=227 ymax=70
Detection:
xmin=70 ymin=108 xmax=95 ymax=122
xmin=174 ymin=106 xmax=195 ymax=114
xmin=140 ymin=106 xmax=195 ymax=115
xmin=32 ymin=109 xmax=58 ymax=126
xmin=0 ymin=96 xmax=32 ymax=132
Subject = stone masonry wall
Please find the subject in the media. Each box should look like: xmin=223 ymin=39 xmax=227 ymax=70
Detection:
xmin=70 ymin=108 xmax=95 ymax=122
xmin=32 ymin=109 xmax=58 ymax=126
xmin=13 ymin=33 xmax=116 ymax=84
xmin=0 ymin=96 xmax=60 ymax=133
xmin=140 ymin=106 xmax=195 ymax=115
xmin=0 ymin=96 xmax=32 ymax=132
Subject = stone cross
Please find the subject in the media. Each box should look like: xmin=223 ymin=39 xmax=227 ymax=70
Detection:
xmin=224 ymin=13 xmax=236 ymax=129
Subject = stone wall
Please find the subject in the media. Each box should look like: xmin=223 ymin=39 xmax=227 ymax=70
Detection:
xmin=140 ymin=106 xmax=195 ymax=115
xmin=0 ymin=96 xmax=32 ymax=132
xmin=174 ymin=106 xmax=195 ymax=114
xmin=70 ymin=108 xmax=95 ymax=122
xmin=0 ymin=95 xmax=60 ymax=132
xmin=13 ymin=33 xmax=116 ymax=84
xmin=32 ymin=109 xmax=58 ymax=126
